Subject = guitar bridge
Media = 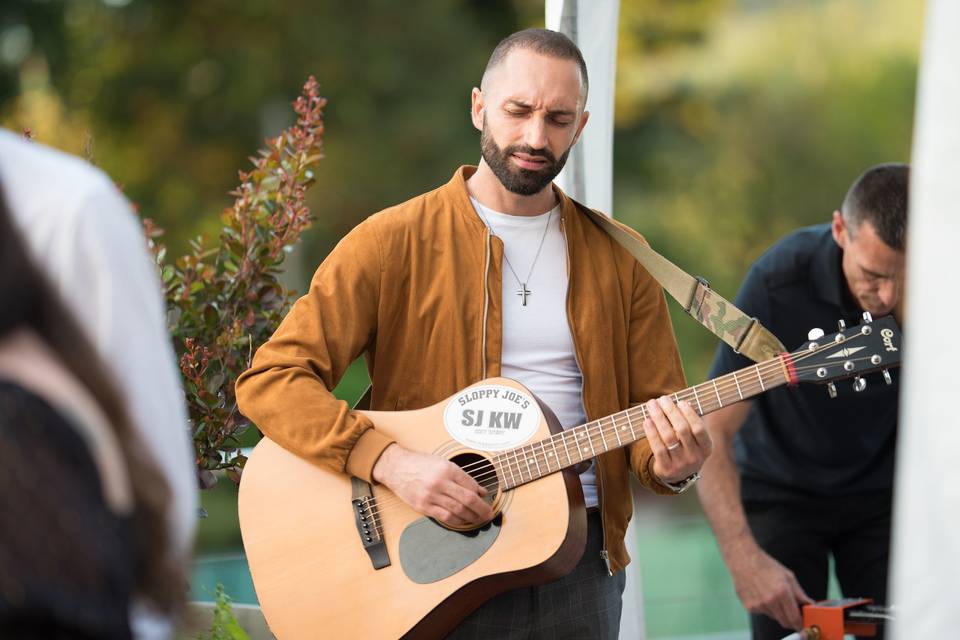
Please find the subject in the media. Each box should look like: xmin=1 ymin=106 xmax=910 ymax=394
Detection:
xmin=350 ymin=477 xmax=390 ymax=570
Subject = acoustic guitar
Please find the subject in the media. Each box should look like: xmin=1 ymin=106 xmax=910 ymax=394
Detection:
xmin=238 ymin=314 xmax=901 ymax=639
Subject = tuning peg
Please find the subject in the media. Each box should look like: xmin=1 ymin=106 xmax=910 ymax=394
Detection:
xmin=883 ymin=369 xmax=893 ymax=385
xmin=807 ymin=328 xmax=825 ymax=341
xmin=837 ymin=319 xmax=846 ymax=331
xmin=853 ymin=376 xmax=867 ymax=392
xmin=827 ymin=382 xmax=838 ymax=398
xmin=862 ymin=311 xmax=874 ymax=323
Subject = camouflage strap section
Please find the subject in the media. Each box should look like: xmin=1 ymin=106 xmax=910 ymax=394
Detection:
xmin=692 ymin=284 xmax=786 ymax=361
xmin=575 ymin=203 xmax=786 ymax=363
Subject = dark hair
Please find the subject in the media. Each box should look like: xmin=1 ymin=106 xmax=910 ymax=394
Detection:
xmin=0 ymin=186 xmax=184 ymax=615
xmin=841 ymin=163 xmax=909 ymax=251
xmin=483 ymin=28 xmax=589 ymax=97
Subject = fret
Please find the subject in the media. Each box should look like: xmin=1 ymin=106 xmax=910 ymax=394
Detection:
xmin=756 ymin=365 xmax=765 ymax=391
xmin=586 ymin=423 xmax=598 ymax=458
xmin=626 ymin=410 xmax=637 ymax=440
xmin=540 ymin=441 xmax=553 ymax=474
xmin=529 ymin=446 xmax=542 ymax=478
xmin=568 ymin=431 xmax=581 ymax=466
xmin=613 ymin=414 xmax=623 ymax=447
xmin=500 ymin=455 xmax=515 ymax=489
xmin=712 ymin=379 xmax=723 ymax=408
xmin=594 ymin=417 xmax=606 ymax=452
xmin=496 ymin=455 xmax=507 ymax=489
xmin=599 ymin=417 xmax=613 ymax=452
xmin=549 ymin=434 xmax=561 ymax=471
xmin=512 ymin=447 xmax=525 ymax=484
xmin=560 ymin=431 xmax=573 ymax=466
xmin=691 ymin=385 xmax=704 ymax=415
xmin=733 ymin=371 xmax=743 ymax=400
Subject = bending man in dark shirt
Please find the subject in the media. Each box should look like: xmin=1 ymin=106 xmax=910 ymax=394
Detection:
xmin=697 ymin=163 xmax=908 ymax=640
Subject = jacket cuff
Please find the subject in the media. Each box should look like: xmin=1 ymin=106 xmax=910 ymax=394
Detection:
xmin=643 ymin=453 xmax=679 ymax=497
xmin=345 ymin=428 xmax=396 ymax=484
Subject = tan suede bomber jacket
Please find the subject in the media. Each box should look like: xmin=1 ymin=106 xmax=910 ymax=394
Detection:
xmin=235 ymin=166 xmax=687 ymax=573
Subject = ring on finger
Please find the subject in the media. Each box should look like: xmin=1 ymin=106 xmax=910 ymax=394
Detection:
xmin=667 ymin=441 xmax=681 ymax=451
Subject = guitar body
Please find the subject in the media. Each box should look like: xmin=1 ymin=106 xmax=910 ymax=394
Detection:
xmin=239 ymin=377 xmax=588 ymax=639
xmin=239 ymin=316 xmax=905 ymax=639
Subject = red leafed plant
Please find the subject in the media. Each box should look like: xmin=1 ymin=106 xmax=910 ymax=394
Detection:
xmin=144 ymin=76 xmax=326 ymax=488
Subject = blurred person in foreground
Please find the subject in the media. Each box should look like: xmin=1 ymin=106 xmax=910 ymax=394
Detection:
xmin=0 ymin=186 xmax=184 ymax=637
xmin=0 ymin=129 xmax=196 ymax=638
xmin=697 ymin=164 xmax=908 ymax=639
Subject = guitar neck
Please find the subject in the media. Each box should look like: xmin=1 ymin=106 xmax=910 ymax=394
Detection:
xmin=493 ymin=355 xmax=793 ymax=490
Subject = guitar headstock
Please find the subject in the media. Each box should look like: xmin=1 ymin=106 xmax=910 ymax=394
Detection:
xmin=785 ymin=313 xmax=902 ymax=396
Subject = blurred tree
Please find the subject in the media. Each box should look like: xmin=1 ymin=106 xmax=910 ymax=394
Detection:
xmin=2 ymin=0 xmax=521 ymax=259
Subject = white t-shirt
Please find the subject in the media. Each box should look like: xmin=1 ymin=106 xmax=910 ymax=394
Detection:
xmin=470 ymin=198 xmax=596 ymax=508
xmin=0 ymin=129 xmax=195 ymax=639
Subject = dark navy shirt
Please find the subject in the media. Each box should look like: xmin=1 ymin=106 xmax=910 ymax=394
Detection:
xmin=708 ymin=224 xmax=899 ymax=502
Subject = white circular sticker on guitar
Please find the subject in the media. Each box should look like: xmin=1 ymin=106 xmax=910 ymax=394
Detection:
xmin=443 ymin=385 xmax=541 ymax=451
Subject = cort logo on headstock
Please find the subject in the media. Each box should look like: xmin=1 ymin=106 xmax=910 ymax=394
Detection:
xmin=881 ymin=327 xmax=898 ymax=352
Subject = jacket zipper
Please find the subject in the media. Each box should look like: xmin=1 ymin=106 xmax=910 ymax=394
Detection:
xmin=596 ymin=475 xmax=612 ymax=575
xmin=560 ymin=215 xmax=613 ymax=576
xmin=481 ymin=225 xmax=491 ymax=379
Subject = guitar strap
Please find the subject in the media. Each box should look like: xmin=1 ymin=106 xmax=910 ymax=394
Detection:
xmin=573 ymin=201 xmax=786 ymax=363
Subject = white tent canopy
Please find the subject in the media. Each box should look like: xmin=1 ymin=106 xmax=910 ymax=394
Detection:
xmin=890 ymin=0 xmax=960 ymax=637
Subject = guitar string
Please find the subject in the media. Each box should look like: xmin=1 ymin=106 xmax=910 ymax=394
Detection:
xmin=363 ymin=339 xmax=877 ymax=518
xmin=456 ymin=330 xmax=873 ymax=481
xmin=363 ymin=335 xmax=879 ymax=516
xmin=364 ymin=352 xmax=878 ymax=520
xmin=364 ymin=337 xmax=885 ymax=517
xmin=479 ymin=351 xmax=881 ymax=489
xmin=362 ymin=352 xmax=887 ymax=535
xmin=362 ymin=351 xmax=887 ymax=535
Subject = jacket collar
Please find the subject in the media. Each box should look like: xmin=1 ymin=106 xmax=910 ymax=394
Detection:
xmin=446 ymin=165 xmax=581 ymax=233
xmin=447 ymin=166 xmax=488 ymax=235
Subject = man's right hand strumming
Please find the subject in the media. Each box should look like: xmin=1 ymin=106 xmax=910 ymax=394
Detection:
xmin=372 ymin=443 xmax=494 ymax=528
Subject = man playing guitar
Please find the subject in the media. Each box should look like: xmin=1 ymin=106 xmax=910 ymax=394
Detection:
xmin=237 ymin=28 xmax=711 ymax=638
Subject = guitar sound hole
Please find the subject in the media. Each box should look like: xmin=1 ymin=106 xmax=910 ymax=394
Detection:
xmin=449 ymin=452 xmax=499 ymax=505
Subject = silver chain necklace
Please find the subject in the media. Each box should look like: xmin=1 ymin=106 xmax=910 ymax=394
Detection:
xmin=476 ymin=204 xmax=553 ymax=306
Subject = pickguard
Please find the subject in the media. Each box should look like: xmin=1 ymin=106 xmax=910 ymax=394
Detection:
xmin=398 ymin=515 xmax=502 ymax=584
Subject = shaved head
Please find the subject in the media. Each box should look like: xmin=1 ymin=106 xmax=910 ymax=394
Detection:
xmin=480 ymin=28 xmax=588 ymax=108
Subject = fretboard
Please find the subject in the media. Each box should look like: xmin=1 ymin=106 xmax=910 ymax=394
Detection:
xmin=492 ymin=355 xmax=791 ymax=490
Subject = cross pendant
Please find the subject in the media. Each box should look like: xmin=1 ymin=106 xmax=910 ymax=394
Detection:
xmin=516 ymin=283 xmax=531 ymax=306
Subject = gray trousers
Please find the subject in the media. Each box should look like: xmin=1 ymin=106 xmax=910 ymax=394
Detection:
xmin=446 ymin=511 xmax=626 ymax=640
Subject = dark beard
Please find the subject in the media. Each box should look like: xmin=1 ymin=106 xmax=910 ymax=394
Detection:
xmin=480 ymin=122 xmax=571 ymax=196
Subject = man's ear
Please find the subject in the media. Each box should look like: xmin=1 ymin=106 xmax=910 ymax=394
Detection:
xmin=470 ymin=87 xmax=484 ymax=132
xmin=571 ymin=110 xmax=590 ymax=147
xmin=831 ymin=210 xmax=849 ymax=249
